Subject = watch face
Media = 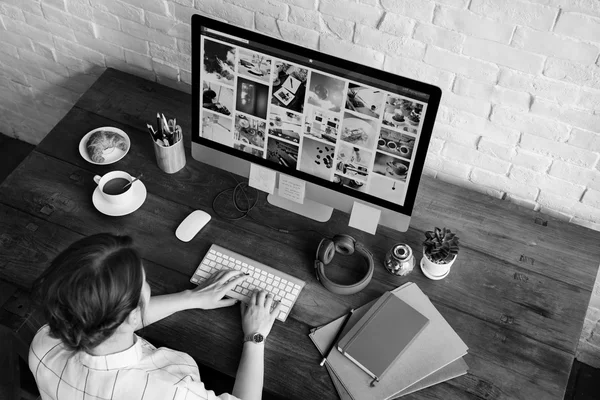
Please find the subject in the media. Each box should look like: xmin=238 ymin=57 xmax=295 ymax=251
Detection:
xmin=253 ymin=333 xmax=264 ymax=343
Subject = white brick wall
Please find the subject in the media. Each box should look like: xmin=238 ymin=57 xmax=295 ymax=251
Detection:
xmin=1 ymin=0 xmax=600 ymax=365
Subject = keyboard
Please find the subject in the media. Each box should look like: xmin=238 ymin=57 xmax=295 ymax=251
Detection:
xmin=190 ymin=244 xmax=305 ymax=322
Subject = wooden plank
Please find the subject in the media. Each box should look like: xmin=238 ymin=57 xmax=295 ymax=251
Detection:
xmin=28 ymin=135 xmax=592 ymax=353
xmin=0 ymin=153 xmax=581 ymax=397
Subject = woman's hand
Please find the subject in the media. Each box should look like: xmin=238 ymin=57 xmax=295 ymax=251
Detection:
xmin=188 ymin=270 xmax=247 ymax=310
xmin=240 ymin=290 xmax=282 ymax=339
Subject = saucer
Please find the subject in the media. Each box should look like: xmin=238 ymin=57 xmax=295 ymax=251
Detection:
xmin=92 ymin=180 xmax=147 ymax=216
xmin=419 ymin=258 xmax=450 ymax=280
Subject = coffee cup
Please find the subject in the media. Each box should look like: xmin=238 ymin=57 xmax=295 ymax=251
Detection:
xmin=93 ymin=171 xmax=135 ymax=205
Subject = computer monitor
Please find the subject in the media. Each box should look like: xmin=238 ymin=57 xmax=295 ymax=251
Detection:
xmin=191 ymin=15 xmax=441 ymax=232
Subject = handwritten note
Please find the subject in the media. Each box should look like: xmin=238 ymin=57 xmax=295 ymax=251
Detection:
xmin=249 ymin=164 xmax=276 ymax=194
xmin=349 ymin=201 xmax=381 ymax=235
xmin=278 ymin=174 xmax=306 ymax=204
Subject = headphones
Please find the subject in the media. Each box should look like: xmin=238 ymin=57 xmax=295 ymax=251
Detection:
xmin=314 ymin=234 xmax=374 ymax=295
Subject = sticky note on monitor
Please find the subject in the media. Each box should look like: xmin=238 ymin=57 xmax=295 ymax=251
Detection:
xmin=278 ymin=174 xmax=306 ymax=204
xmin=349 ymin=201 xmax=381 ymax=235
xmin=249 ymin=164 xmax=276 ymax=194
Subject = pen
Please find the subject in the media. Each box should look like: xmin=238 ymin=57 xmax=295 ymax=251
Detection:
xmin=320 ymin=308 xmax=354 ymax=367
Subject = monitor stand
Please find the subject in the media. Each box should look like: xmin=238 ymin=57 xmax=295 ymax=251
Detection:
xmin=267 ymin=193 xmax=333 ymax=222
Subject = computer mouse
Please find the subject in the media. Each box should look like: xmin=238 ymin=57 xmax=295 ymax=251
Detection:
xmin=175 ymin=210 xmax=212 ymax=242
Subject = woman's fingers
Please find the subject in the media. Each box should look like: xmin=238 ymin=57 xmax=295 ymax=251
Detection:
xmin=256 ymin=290 xmax=267 ymax=306
xmin=221 ymin=273 xmax=247 ymax=292
xmin=265 ymin=293 xmax=274 ymax=310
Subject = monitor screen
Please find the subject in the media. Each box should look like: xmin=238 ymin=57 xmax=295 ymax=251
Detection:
xmin=192 ymin=15 xmax=441 ymax=221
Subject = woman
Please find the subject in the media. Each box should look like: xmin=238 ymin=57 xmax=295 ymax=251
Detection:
xmin=29 ymin=233 xmax=280 ymax=400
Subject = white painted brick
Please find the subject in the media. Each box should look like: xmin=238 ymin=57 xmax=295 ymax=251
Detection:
xmin=538 ymin=192 xmax=600 ymax=224
xmin=23 ymin=11 xmax=76 ymax=42
xmin=433 ymin=5 xmax=514 ymax=43
xmin=435 ymin=0 xmax=469 ymax=8
xmin=470 ymin=168 xmax=538 ymax=199
xmin=278 ymin=0 xmax=315 ymax=10
xmin=171 ymin=0 xmax=193 ymax=6
xmin=550 ymin=160 xmax=600 ymax=192
xmin=0 ymin=3 xmax=25 ymax=21
xmin=2 ymin=52 xmax=45 ymax=80
xmin=413 ymin=22 xmax=464 ymax=53
xmin=423 ymin=46 xmax=499 ymax=83
xmin=439 ymin=106 xmax=521 ymax=144
xmin=177 ymin=39 xmax=191 ymax=57
xmin=443 ymin=171 xmax=506 ymax=198
xmin=180 ymin=69 xmax=191 ymax=85
xmin=569 ymin=128 xmax=600 ymax=153
xmin=149 ymin=43 xmax=190 ymax=67
xmin=511 ymin=149 xmax=553 ymax=173
xmin=576 ymin=88 xmax=600 ymax=112
xmin=124 ymin=49 xmax=153 ymax=70
xmin=193 ymin=0 xmax=254 ymax=29
xmin=491 ymin=105 xmax=570 ymax=141
xmin=2 ymin=0 xmax=42 ymax=16
xmin=442 ymin=142 xmax=511 ymax=174
xmin=432 ymin=123 xmax=479 ymax=147
xmin=319 ymin=0 xmax=382 ymax=27
xmin=226 ymin=0 xmax=287 ymax=19
xmin=379 ymin=12 xmax=416 ymax=37
xmin=168 ymin=3 xmax=197 ymax=25
xmin=427 ymin=137 xmax=444 ymax=154
xmin=512 ymin=26 xmax=599 ymax=64
xmin=491 ymin=86 xmax=531 ymax=111
xmin=453 ymin=76 xmax=493 ymax=98
xmin=121 ymin=0 xmax=167 ymax=16
xmin=582 ymin=189 xmax=600 ymax=208
xmin=469 ymin=0 xmax=558 ymax=31
xmin=2 ymin=15 xmax=53 ymax=47
xmin=531 ymin=98 xmax=600 ymax=133
xmin=383 ymin=56 xmax=454 ymax=89
xmin=505 ymin=194 xmax=538 ymax=210
xmin=440 ymin=91 xmax=491 ymax=117
xmin=544 ymin=57 xmax=600 ymax=90
xmin=91 ymin=8 xmax=120 ymax=31
xmin=73 ymin=31 xmax=125 ymax=61
xmin=255 ymin=14 xmax=281 ymax=39
xmin=31 ymin=42 xmax=55 ymax=61
xmin=90 ymin=0 xmax=143 ymax=23
xmin=554 ymin=12 xmax=600 ymax=44
xmin=452 ymin=77 xmax=531 ymax=110
xmin=96 ymin=26 xmax=149 ymax=55
xmin=463 ymin=37 xmax=545 ymax=75
xmin=106 ymin=56 xmax=156 ymax=81
xmin=423 ymin=167 xmax=438 ymax=178
xmin=121 ymin=19 xmax=177 ymax=49
xmin=380 ymin=0 xmax=435 ymax=22
xmin=355 ymin=25 xmax=426 ymax=60
xmin=0 ymin=41 xmax=19 ymax=58
xmin=26 ymin=75 xmax=81 ymax=103
xmin=520 ymin=133 xmax=599 ymax=168
xmin=152 ymin=59 xmax=178 ymax=80
xmin=538 ymin=205 xmax=573 ymax=222
xmin=42 ymin=0 xmax=66 ymax=11
xmin=0 ymin=29 xmax=34 ymax=52
xmin=555 ymin=0 xmax=600 ymax=19
xmin=289 ymin=5 xmax=320 ymax=31
xmin=41 ymin=4 xmax=95 ymax=35
xmin=478 ymin=137 xmax=516 ymax=161
xmin=55 ymin=51 xmax=98 ymax=74
xmin=498 ymin=68 xmax=579 ymax=105
xmin=425 ymin=153 xmax=443 ymax=169
xmin=510 ymin=165 xmax=586 ymax=199
xmin=66 ymin=0 xmax=93 ymax=20
xmin=146 ymin=12 xmax=190 ymax=41
xmin=439 ymin=158 xmax=472 ymax=179
xmin=321 ymin=15 xmax=354 ymax=41
xmin=278 ymin=20 xmax=319 ymax=50
xmin=320 ymin=35 xmax=385 ymax=69
xmin=54 ymin=37 xmax=105 ymax=66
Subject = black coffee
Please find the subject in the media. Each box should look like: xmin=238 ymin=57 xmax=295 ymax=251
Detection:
xmin=103 ymin=177 xmax=131 ymax=195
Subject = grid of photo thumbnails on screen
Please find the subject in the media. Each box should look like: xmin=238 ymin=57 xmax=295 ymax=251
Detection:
xmin=198 ymin=33 xmax=429 ymax=207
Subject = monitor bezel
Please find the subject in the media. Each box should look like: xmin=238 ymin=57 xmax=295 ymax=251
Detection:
xmin=191 ymin=14 xmax=441 ymax=216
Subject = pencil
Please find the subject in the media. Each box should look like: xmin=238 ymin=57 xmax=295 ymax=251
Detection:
xmin=320 ymin=308 xmax=354 ymax=367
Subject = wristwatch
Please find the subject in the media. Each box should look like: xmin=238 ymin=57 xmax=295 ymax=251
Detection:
xmin=243 ymin=332 xmax=265 ymax=344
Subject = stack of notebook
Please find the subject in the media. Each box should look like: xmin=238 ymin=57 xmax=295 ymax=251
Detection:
xmin=309 ymin=282 xmax=468 ymax=399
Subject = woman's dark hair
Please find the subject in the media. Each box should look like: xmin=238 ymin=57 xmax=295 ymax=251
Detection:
xmin=32 ymin=233 xmax=145 ymax=352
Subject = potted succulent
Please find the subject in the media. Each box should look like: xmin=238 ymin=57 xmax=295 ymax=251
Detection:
xmin=421 ymin=227 xmax=460 ymax=280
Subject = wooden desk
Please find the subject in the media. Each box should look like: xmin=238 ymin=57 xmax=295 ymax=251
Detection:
xmin=1 ymin=68 xmax=599 ymax=400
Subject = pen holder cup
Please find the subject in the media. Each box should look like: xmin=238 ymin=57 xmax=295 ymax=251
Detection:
xmin=153 ymin=137 xmax=186 ymax=174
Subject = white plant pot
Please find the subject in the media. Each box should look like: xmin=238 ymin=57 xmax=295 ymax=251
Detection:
xmin=421 ymin=249 xmax=457 ymax=280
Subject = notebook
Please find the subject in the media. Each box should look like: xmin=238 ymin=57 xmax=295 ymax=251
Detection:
xmin=337 ymin=291 xmax=429 ymax=384
xmin=309 ymin=282 xmax=468 ymax=400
